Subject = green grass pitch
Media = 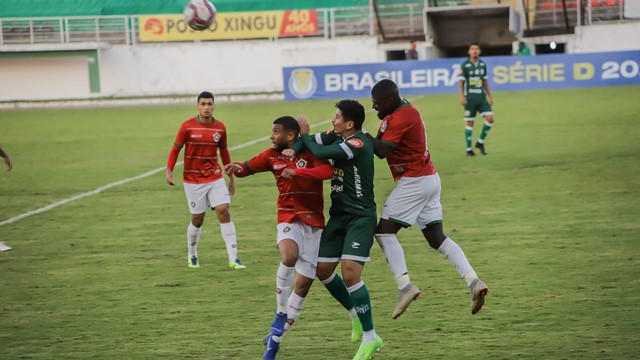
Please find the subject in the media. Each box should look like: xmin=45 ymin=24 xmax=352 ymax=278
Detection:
xmin=0 ymin=86 xmax=639 ymax=359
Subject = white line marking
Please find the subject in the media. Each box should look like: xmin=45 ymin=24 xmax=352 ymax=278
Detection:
xmin=0 ymin=119 xmax=333 ymax=227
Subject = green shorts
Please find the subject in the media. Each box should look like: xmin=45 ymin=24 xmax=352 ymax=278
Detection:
xmin=318 ymin=214 xmax=377 ymax=263
xmin=464 ymin=95 xmax=492 ymax=121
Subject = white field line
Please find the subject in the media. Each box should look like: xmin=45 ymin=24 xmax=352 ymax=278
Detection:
xmin=0 ymin=119 xmax=334 ymax=227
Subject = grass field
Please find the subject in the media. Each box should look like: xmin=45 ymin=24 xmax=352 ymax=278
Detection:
xmin=1 ymin=86 xmax=639 ymax=359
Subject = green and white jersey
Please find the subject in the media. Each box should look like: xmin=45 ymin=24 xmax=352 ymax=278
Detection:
xmin=458 ymin=58 xmax=488 ymax=98
xmin=302 ymin=131 xmax=376 ymax=218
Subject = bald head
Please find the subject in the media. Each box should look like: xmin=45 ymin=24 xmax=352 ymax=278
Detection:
xmin=371 ymin=79 xmax=403 ymax=120
xmin=371 ymin=79 xmax=399 ymax=97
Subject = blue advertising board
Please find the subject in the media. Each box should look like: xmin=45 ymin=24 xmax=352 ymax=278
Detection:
xmin=283 ymin=51 xmax=640 ymax=100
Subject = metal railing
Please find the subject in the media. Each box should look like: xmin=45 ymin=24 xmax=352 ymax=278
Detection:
xmin=0 ymin=1 xmax=627 ymax=47
xmin=0 ymin=5 xmax=425 ymax=47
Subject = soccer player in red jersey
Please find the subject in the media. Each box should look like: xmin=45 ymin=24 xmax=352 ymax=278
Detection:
xmin=366 ymin=79 xmax=488 ymax=317
xmin=224 ymin=116 xmax=334 ymax=360
xmin=166 ymin=91 xmax=245 ymax=270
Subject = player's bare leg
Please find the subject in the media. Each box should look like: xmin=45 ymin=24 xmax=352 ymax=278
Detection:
xmin=375 ymin=219 xmax=421 ymax=319
xmin=422 ymin=223 xmax=488 ymax=314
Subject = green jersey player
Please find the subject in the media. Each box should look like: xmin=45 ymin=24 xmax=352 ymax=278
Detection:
xmin=296 ymin=99 xmax=383 ymax=360
xmin=458 ymin=43 xmax=495 ymax=156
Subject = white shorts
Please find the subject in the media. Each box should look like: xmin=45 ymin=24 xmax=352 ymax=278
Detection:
xmin=380 ymin=173 xmax=443 ymax=229
xmin=277 ymin=222 xmax=322 ymax=279
xmin=183 ymin=178 xmax=230 ymax=214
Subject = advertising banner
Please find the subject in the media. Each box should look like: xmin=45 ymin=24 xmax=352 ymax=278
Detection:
xmin=283 ymin=51 xmax=640 ymax=100
xmin=139 ymin=10 xmax=318 ymax=42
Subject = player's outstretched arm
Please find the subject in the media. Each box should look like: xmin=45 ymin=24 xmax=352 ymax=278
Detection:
xmin=363 ymin=132 xmax=394 ymax=159
xmin=289 ymin=164 xmax=333 ymax=180
xmin=301 ymin=134 xmax=349 ymax=160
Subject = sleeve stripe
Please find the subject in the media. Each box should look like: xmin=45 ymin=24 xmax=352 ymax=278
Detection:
xmin=339 ymin=142 xmax=354 ymax=159
xmin=315 ymin=133 xmax=324 ymax=145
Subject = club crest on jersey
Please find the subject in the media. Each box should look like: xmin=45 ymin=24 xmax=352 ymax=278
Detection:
xmin=213 ymin=133 xmax=221 ymax=142
xmin=295 ymin=159 xmax=308 ymax=168
xmin=346 ymin=138 xmax=364 ymax=148
xmin=283 ymin=227 xmax=291 ymax=233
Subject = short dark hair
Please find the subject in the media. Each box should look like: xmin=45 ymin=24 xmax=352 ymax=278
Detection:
xmin=469 ymin=42 xmax=480 ymax=49
xmin=336 ymin=99 xmax=365 ymax=130
xmin=197 ymin=91 xmax=214 ymax=103
xmin=273 ymin=116 xmax=300 ymax=135
xmin=371 ymin=79 xmax=399 ymax=98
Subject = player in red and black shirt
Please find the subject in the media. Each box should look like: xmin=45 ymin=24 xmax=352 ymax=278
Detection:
xmin=366 ymin=79 xmax=488 ymax=318
xmin=166 ymin=91 xmax=245 ymax=270
xmin=224 ymin=116 xmax=333 ymax=359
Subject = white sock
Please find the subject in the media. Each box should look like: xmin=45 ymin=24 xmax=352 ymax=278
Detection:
xmin=276 ymin=263 xmax=295 ymax=314
xmin=187 ymin=223 xmax=202 ymax=258
xmin=438 ymin=237 xmax=475 ymax=284
xmin=363 ymin=330 xmax=378 ymax=343
xmin=464 ymin=271 xmax=479 ymax=287
xmin=284 ymin=292 xmax=306 ymax=331
xmin=220 ymin=222 xmax=238 ymax=262
xmin=376 ymin=233 xmax=411 ymax=289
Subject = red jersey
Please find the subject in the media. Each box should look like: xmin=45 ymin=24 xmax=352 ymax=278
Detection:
xmin=235 ymin=148 xmax=331 ymax=228
xmin=173 ymin=116 xmax=228 ymax=184
xmin=377 ymin=101 xmax=436 ymax=181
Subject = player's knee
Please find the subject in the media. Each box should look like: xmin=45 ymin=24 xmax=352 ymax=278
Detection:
xmin=485 ymin=115 xmax=494 ymax=123
xmin=191 ymin=214 xmax=205 ymax=227
xmin=214 ymin=204 xmax=231 ymax=222
xmin=421 ymin=226 xmax=446 ymax=249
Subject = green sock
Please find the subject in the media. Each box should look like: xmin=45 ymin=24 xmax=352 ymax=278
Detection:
xmin=479 ymin=122 xmax=493 ymax=142
xmin=349 ymin=282 xmax=374 ymax=332
xmin=465 ymin=126 xmax=473 ymax=150
xmin=323 ymin=273 xmax=355 ymax=311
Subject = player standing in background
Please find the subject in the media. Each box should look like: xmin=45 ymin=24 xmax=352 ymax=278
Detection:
xmin=224 ymin=116 xmax=334 ymax=360
xmin=366 ymin=79 xmax=488 ymax=317
xmin=296 ymin=99 xmax=383 ymax=360
xmin=458 ymin=43 xmax=495 ymax=156
xmin=166 ymin=91 xmax=245 ymax=270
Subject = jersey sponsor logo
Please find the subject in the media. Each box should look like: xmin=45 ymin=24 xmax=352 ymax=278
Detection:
xmin=355 ymin=303 xmax=370 ymax=314
xmin=274 ymin=164 xmax=287 ymax=170
xmin=351 ymin=241 xmax=361 ymax=249
xmin=346 ymin=138 xmax=364 ymax=148
xmin=379 ymin=118 xmax=388 ymax=133
xmin=191 ymin=134 xmax=203 ymax=138
xmin=330 ymin=184 xmax=343 ymax=193
xmin=295 ymin=159 xmax=308 ymax=168
xmin=353 ymin=165 xmax=363 ymax=198
xmin=213 ymin=133 xmax=221 ymax=142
